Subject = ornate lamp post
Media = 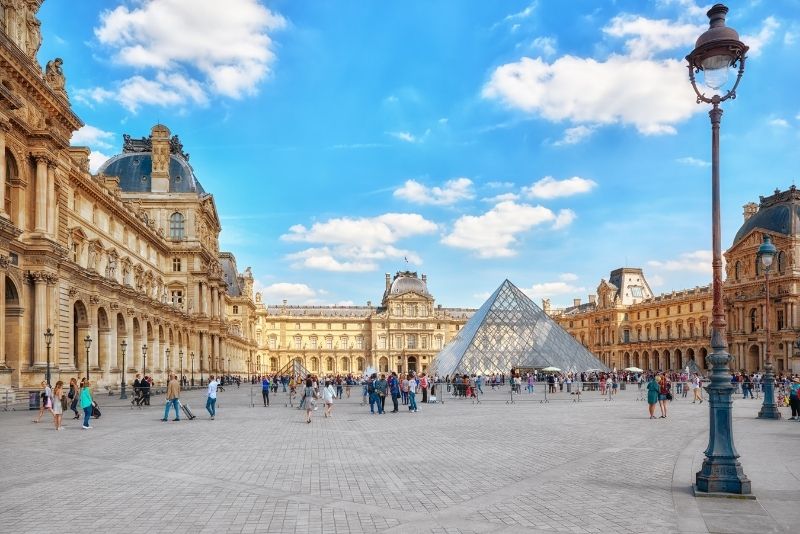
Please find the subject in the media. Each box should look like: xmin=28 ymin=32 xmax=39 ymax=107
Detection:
xmin=120 ymin=340 xmax=128 ymax=399
xmin=165 ymin=347 xmax=170 ymax=386
xmin=44 ymin=328 xmax=53 ymax=386
xmin=84 ymin=335 xmax=92 ymax=380
xmin=141 ymin=344 xmax=148 ymax=378
xmin=178 ymin=349 xmax=182 ymax=386
xmin=190 ymin=351 xmax=195 ymax=387
xmin=687 ymin=3 xmax=751 ymax=495
xmin=199 ymin=350 xmax=204 ymax=387
xmin=757 ymin=234 xmax=781 ymax=419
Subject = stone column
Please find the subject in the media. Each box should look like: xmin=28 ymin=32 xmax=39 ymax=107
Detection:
xmin=0 ymin=259 xmax=6 ymax=366
xmin=47 ymin=166 xmax=56 ymax=237
xmin=205 ymin=284 xmax=211 ymax=316
xmin=33 ymin=156 xmax=48 ymax=234
xmin=31 ymin=272 xmax=47 ymax=365
xmin=211 ymin=287 xmax=218 ymax=319
xmin=0 ymin=121 xmax=8 ymax=217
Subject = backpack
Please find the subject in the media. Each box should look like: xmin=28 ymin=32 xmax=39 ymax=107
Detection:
xmin=367 ymin=380 xmax=375 ymax=393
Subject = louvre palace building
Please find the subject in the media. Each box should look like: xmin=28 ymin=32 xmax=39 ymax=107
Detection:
xmin=0 ymin=2 xmax=260 ymax=394
xmin=552 ymin=187 xmax=800 ymax=375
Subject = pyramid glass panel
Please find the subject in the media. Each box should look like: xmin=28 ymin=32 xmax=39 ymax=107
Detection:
xmin=430 ymin=280 xmax=608 ymax=377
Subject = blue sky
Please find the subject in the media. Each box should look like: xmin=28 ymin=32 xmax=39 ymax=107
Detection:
xmin=38 ymin=0 xmax=800 ymax=308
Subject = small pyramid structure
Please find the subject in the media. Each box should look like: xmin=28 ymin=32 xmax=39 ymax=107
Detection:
xmin=277 ymin=358 xmax=311 ymax=379
xmin=430 ymin=279 xmax=608 ymax=377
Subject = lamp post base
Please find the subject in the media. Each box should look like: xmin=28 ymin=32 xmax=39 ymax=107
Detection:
xmin=757 ymin=365 xmax=782 ymax=420
xmin=695 ymin=459 xmax=751 ymax=494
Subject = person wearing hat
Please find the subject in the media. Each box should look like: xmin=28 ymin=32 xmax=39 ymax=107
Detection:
xmin=789 ymin=376 xmax=800 ymax=420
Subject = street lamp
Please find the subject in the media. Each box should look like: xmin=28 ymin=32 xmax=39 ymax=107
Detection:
xmin=120 ymin=340 xmax=128 ymax=399
xmin=199 ymin=350 xmax=204 ymax=386
xmin=757 ymin=234 xmax=781 ymax=419
xmin=190 ymin=351 xmax=195 ymax=387
xmin=687 ymin=3 xmax=751 ymax=495
xmin=84 ymin=335 xmax=92 ymax=380
xmin=141 ymin=344 xmax=148 ymax=378
xmin=44 ymin=328 xmax=53 ymax=386
xmin=165 ymin=347 xmax=170 ymax=386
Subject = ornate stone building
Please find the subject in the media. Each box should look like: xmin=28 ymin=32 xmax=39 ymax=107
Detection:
xmin=0 ymin=2 xmax=258 ymax=392
xmin=254 ymin=271 xmax=473 ymax=376
xmin=553 ymin=188 xmax=800 ymax=375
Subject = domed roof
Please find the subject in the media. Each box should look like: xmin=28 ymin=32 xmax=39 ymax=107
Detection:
xmin=98 ymin=152 xmax=205 ymax=194
xmin=390 ymin=272 xmax=429 ymax=296
xmin=732 ymin=187 xmax=800 ymax=246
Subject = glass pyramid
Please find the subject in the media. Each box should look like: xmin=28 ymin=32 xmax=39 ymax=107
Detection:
xmin=430 ymin=279 xmax=609 ymax=377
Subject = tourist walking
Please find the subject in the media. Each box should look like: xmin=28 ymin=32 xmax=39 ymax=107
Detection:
xmin=322 ymin=380 xmax=336 ymax=418
xmin=788 ymin=376 xmax=800 ymax=420
xmin=52 ymin=381 xmax=65 ymax=430
xmin=658 ymin=374 xmax=671 ymax=418
xmin=375 ymin=374 xmax=387 ymax=414
xmin=33 ymin=380 xmax=53 ymax=424
xmin=261 ymin=375 xmax=270 ymax=407
xmin=68 ymin=377 xmax=80 ymax=419
xmin=647 ymin=376 xmax=660 ymax=419
xmin=388 ymin=372 xmax=400 ymax=413
xmin=80 ymin=380 xmax=94 ymax=429
xmin=206 ymin=374 xmax=218 ymax=420
xmin=162 ymin=374 xmax=181 ymax=422
xmin=691 ymin=374 xmax=703 ymax=403
xmin=302 ymin=377 xmax=317 ymax=423
xmin=407 ymin=373 xmax=418 ymax=412
xmin=420 ymin=374 xmax=429 ymax=403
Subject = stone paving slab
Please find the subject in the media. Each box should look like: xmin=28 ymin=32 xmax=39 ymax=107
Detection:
xmin=0 ymin=384 xmax=796 ymax=533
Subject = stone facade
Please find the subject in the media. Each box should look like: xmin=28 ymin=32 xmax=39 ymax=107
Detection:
xmin=0 ymin=3 xmax=258 ymax=391
xmin=552 ymin=188 xmax=800 ymax=375
xmin=254 ymin=271 xmax=473 ymax=376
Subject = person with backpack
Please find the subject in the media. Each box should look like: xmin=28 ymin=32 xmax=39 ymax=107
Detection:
xmin=367 ymin=374 xmax=378 ymax=414
xmin=388 ymin=372 xmax=400 ymax=413
xmin=302 ymin=377 xmax=317 ymax=424
xmin=68 ymin=377 xmax=80 ymax=419
xmin=374 ymin=374 xmax=387 ymax=414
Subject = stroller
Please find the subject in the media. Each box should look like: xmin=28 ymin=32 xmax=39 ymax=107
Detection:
xmin=132 ymin=385 xmax=150 ymax=408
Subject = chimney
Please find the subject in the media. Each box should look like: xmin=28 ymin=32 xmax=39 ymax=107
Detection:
xmin=573 ymin=298 xmax=581 ymax=307
xmin=742 ymin=202 xmax=758 ymax=222
xmin=421 ymin=274 xmax=427 ymax=282
xmin=282 ymin=299 xmax=287 ymax=306
xmin=588 ymin=294 xmax=597 ymax=305
xmin=367 ymin=300 xmax=372 ymax=307
xmin=150 ymin=124 xmax=171 ymax=193
xmin=385 ymin=273 xmax=391 ymax=290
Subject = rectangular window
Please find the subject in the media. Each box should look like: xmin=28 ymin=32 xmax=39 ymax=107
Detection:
xmin=379 ymin=336 xmax=386 ymax=350
xmin=294 ymin=337 xmax=301 ymax=349
xmin=342 ymin=323 xmax=347 ymax=330
xmin=623 ymin=330 xmax=630 ymax=343
xmin=172 ymin=257 xmax=181 ymax=272
xmin=325 ymin=337 xmax=332 ymax=349
xmin=233 ymin=305 xmax=239 ymax=314
xmin=295 ymin=323 xmax=300 ymax=330
xmin=268 ymin=337 xmax=276 ymax=350
xmin=356 ymin=337 xmax=363 ymax=349
xmin=171 ymin=290 xmax=183 ymax=306
xmin=777 ymin=310 xmax=785 ymax=330
xmin=421 ymin=336 xmax=428 ymax=349
xmin=310 ymin=337 xmax=318 ymax=349
xmin=327 ymin=323 xmax=332 ymax=330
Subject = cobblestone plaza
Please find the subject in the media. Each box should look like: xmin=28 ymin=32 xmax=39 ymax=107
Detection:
xmin=1 ymin=386 xmax=797 ymax=533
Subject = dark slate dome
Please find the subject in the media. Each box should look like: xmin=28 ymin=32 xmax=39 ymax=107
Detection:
xmin=390 ymin=272 xmax=429 ymax=295
xmin=98 ymin=153 xmax=205 ymax=194
xmin=732 ymin=187 xmax=800 ymax=246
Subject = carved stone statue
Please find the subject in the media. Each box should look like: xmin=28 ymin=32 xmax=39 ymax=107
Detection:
xmin=25 ymin=1 xmax=41 ymax=59
xmin=45 ymin=58 xmax=66 ymax=95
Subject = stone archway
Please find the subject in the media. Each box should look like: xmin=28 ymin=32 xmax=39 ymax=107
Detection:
xmin=5 ymin=276 xmax=23 ymax=374
xmin=408 ymin=356 xmax=418 ymax=373
xmin=97 ymin=307 xmax=110 ymax=373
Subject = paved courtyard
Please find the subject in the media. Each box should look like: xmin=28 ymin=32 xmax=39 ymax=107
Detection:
xmin=1 ymin=384 xmax=797 ymax=534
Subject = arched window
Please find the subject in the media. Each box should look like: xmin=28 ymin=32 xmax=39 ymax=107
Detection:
xmin=4 ymin=149 xmax=16 ymax=219
xmin=734 ymin=260 xmax=741 ymax=280
xmin=749 ymin=308 xmax=758 ymax=333
xmin=777 ymin=251 xmax=786 ymax=274
xmin=169 ymin=212 xmax=185 ymax=240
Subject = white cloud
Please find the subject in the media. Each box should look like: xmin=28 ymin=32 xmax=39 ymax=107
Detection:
xmin=71 ymin=125 xmax=115 ymax=149
xmin=486 ymin=181 xmax=515 ymax=189
xmin=522 ymin=280 xmax=585 ymax=302
xmin=743 ymin=16 xmax=779 ymax=57
xmin=559 ymin=273 xmax=578 ymax=282
xmin=603 ymin=15 xmax=702 ymax=59
xmin=482 ymin=192 xmax=520 ymax=203
xmin=89 ymin=0 xmax=285 ymax=110
xmin=523 ymin=176 xmax=597 ymax=199
xmin=472 ymin=291 xmax=491 ymax=301
xmin=442 ymin=201 xmax=557 ymax=258
xmin=649 ymin=274 xmax=665 ymax=287
xmin=553 ymin=209 xmax=576 ymax=229
xmin=676 ymin=156 xmax=710 ymax=167
xmin=393 ymin=178 xmax=474 ymax=206
xmin=282 ymin=213 xmax=436 ymax=272
xmin=769 ymin=118 xmax=789 ymax=128
xmin=388 ymin=131 xmax=417 ymax=143
xmin=259 ymin=282 xmax=317 ymax=303
xmin=88 ymin=150 xmax=111 ymax=174
xmin=647 ymin=250 xmax=712 ymax=274
xmin=553 ymin=125 xmax=595 ymax=146
xmin=483 ymin=55 xmax=697 ymax=135
xmin=530 ymin=36 xmax=557 ymax=57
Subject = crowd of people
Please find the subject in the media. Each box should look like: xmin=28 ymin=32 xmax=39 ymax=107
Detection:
xmin=28 ymin=367 xmax=800 ymax=428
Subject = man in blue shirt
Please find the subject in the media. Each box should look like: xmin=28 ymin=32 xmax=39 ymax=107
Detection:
xmin=262 ymin=376 xmax=270 ymax=407
xmin=206 ymin=375 xmax=218 ymax=420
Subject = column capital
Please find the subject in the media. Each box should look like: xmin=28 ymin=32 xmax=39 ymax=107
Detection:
xmin=30 ymin=151 xmax=55 ymax=166
xmin=26 ymin=270 xmax=55 ymax=284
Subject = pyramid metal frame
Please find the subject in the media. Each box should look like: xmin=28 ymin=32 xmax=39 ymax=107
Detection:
xmin=430 ymin=279 xmax=609 ymax=377
xmin=276 ymin=358 xmax=311 ymax=379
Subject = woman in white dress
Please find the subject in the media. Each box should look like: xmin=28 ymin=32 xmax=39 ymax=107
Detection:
xmin=322 ymin=380 xmax=336 ymax=418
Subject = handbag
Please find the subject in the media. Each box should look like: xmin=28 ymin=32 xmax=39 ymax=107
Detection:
xmin=666 ymin=392 xmax=673 ymax=401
